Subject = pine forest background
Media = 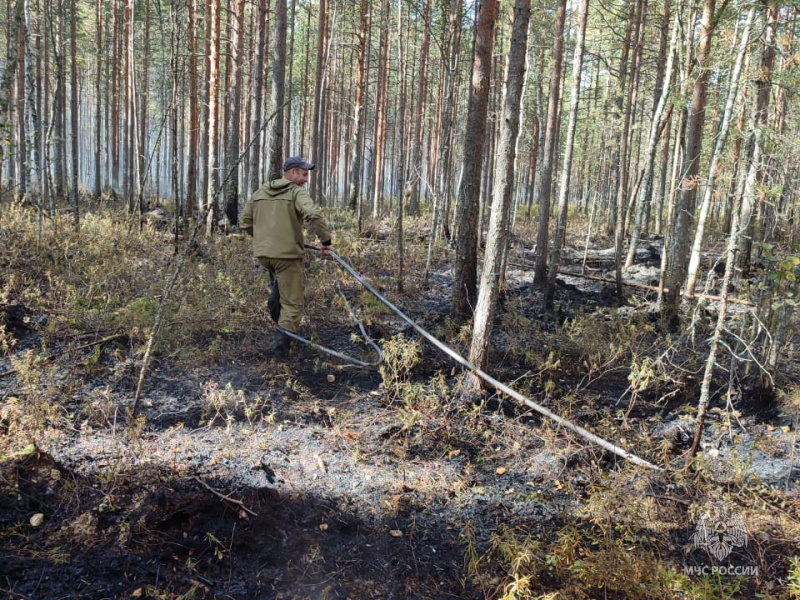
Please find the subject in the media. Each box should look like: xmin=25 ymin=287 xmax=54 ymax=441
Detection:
xmin=1 ymin=0 xmax=799 ymax=362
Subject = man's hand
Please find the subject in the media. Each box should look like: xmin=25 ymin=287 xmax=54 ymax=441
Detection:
xmin=320 ymin=244 xmax=333 ymax=258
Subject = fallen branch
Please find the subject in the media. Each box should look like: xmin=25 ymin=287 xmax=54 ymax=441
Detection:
xmin=192 ymin=476 xmax=258 ymax=517
xmin=0 ymin=333 xmax=124 ymax=379
xmin=319 ymin=246 xmax=663 ymax=472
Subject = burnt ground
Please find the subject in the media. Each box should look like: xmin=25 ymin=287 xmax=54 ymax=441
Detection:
xmin=1 ymin=237 xmax=799 ymax=600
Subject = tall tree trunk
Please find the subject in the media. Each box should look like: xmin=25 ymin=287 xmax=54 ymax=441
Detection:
xmin=15 ymin=0 xmax=27 ymax=204
xmin=0 ymin=0 xmax=24 ymax=186
xmin=407 ymin=0 xmax=431 ymax=217
xmin=186 ymin=0 xmax=198 ymax=217
xmin=269 ymin=0 xmax=287 ymax=179
xmin=225 ymin=0 xmax=244 ymax=226
xmin=531 ymin=0 xmax=566 ymax=286
xmin=604 ymin=1 xmax=635 ymax=236
xmin=310 ymin=0 xmax=327 ymax=200
xmin=371 ymin=0 xmax=389 ymax=218
xmin=614 ymin=0 xmax=646 ymax=294
xmin=432 ymin=0 xmax=462 ymax=235
xmin=284 ymin=0 xmax=296 ymax=158
xmin=249 ymin=0 xmax=267 ymax=193
xmin=94 ymin=0 xmax=102 ymax=199
xmin=68 ymin=0 xmax=77 ymax=220
xmin=204 ymin=0 xmax=220 ymax=234
xmin=451 ymin=0 xmax=499 ymax=320
xmin=110 ymin=0 xmax=120 ymax=192
xmin=468 ymin=0 xmax=531 ymax=379
xmin=544 ymin=0 xmax=590 ymax=309
xmin=663 ymin=0 xmax=717 ymax=319
xmin=625 ymin=6 xmax=681 ymax=269
xmin=347 ymin=0 xmax=368 ymax=216
xmin=138 ymin=0 xmax=150 ymax=200
xmin=736 ymin=2 xmax=778 ymax=280
xmin=54 ymin=0 xmax=67 ymax=201
xmin=684 ymin=6 xmax=755 ymax=295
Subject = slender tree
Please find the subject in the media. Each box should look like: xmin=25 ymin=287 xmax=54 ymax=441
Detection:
xmin=451 ymin=0 xmax=499 ymax=320
xmin=469 ymin=0 xmax=532 ymax=380
xmin=544 ymin=0 xmax=590 ymax=309
xmin=269 ymin=0 xmax=287 ymax=179
xmin=204 ymin=0 xmax=221 ymax=234
xmin=347 ymin=0 xmax=368 ymax=217
xmin=684 ymin=5 xmax=755 ymax=295
xmin=531 ymin=0 xmax=566 ymax=286
xmin=663 ymin=0 xmax=717 ymax=319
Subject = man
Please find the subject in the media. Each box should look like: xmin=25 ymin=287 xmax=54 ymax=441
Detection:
xmin=242 ymin=156 xmax=333 ymax=358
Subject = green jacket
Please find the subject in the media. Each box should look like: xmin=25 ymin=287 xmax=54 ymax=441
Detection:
xmin=241 ymin=178 xmax=332 ymax=259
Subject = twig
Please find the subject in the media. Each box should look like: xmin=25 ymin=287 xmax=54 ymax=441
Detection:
xmin=192 ymin=476 xmax=258 ymax=517
xmin=0 ymin=333 xmax=124 ymax=379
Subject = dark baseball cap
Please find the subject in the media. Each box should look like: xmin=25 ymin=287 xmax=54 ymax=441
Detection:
xmin=283 ymin=156 xmax=315 ymax=171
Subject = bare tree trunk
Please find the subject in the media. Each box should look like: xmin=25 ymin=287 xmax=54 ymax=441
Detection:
xmin=248 ymin=0 xmax=267 ymax=193
xmin=407 ymin=0 xmax=431 ymax=217
xmin=310 ymin=0 xmax=327 ymax=201
xmin=370 ymin=0 xmax=390 ymax=218
xmin=15 ymin=0 xmax=27 ymax=204
xmin=93 ymin=0 xmax=102 ymax=199
xmin=625 ymin=6 xmax=681 ymax=269
xmin=68 ymin=0 xmax=77 ymax=217
xmin=0 ymin=0 xmax=24 ymax=184
xmin=347 ymin=0 xmax=368 ymax=217
xmin=613 ymin=0 xmax=646 ymax=294
xmin=468 ymin=0 xmax=531 ymax=379
xmin=224 ymin=0 xmax=244 ymax=226
xmin=268 ymin=0 xmax=287 ymax=179
xmin=685 ymin=6 xmax=754 ymax=296
xmin=109 ymin=0 xmax=119 ymax=192
xmin=138 ymin=0 xmax=150 ymax=200
xmin=451 ymin=0 xmax=499 ymax=320
xmin=531 ymin=0 xmax=566 ymax=286
xmin=543 ymin=0 xmax=590 ymax=309
xmin=204 ymin=0 xmax=220 ymax=235
xmin=736 ymin=2 xmax=778 ymax=280
xmin=432 ymin=0 xmax=462 ymax=235
xmin=663 ymin=0 xmax=717 ymax=320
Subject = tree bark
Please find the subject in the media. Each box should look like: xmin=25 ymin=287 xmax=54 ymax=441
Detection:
xmin=625 ymin=5 xmax=681 ymax=269
xmin=544 ymin=0 xmax=590 ymax=309
xmin=347 ymin=0 xmax=368 ymax=216
xmin=268 ymin=0 xmax=287 ymax=180
xmin=468 ymin=0 xmax=531 ymax=379
xmin=663 ymin=0 xmax=717 ymax=320
xmin=451 ymin=0 xmax=499 ymax=320
xmin=685 ymin=6 xmax=754 ymax=296
xmin=204 ymin=0 xmax=220 ymax=235
xmin=310 ymin=0 xmax=327 ymax=201
xmin=531 ymin=0 xmax=566 ymax=286
xmin=224 ymin=0 xmax=244 ymax=226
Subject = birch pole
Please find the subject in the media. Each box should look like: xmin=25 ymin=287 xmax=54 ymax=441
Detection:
xmin=684 ymin=5 xmax=755 ymax=296
xmin=543 ymin=0 xmax=590 ymax=309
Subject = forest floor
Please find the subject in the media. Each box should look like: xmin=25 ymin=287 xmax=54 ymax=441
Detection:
xmin=0 ymin=203 xmax=799 ymax=600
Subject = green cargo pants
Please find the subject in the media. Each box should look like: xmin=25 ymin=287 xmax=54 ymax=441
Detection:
xmin=257 ymin=257 xmax=304 ymax=333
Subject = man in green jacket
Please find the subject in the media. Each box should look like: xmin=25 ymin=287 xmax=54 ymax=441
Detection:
xmin=242 ymin=156 xmax=333 ymax=358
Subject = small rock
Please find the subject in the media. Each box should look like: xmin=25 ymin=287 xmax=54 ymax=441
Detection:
xmin=30 ymin=513 xmax=44 ymax=527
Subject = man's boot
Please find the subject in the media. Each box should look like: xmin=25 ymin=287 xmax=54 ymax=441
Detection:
xmin=273 ymin=330 xmax=292 ymax=359
xmin=268 ymin=277 xmax=281 ymax=323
